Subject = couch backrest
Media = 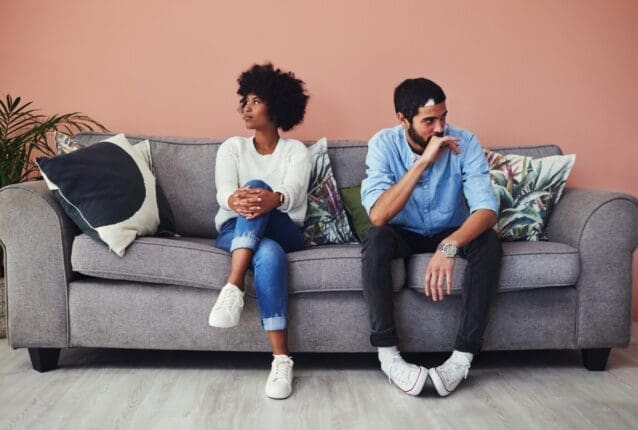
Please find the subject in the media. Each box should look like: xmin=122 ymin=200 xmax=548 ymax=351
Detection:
xmin=73 ymin=132 xmax=563 ymax=238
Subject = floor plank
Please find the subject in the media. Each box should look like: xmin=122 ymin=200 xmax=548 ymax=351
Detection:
xmin=1 ymin=325 xmax=637 ymax=430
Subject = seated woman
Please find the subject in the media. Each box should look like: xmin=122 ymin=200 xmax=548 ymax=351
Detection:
xmin=208 ymin=63 xmax=311 ymax=399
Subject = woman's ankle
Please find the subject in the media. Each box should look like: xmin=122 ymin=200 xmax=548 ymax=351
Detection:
xmin=226 ymin=279 xmax=244 ymax=290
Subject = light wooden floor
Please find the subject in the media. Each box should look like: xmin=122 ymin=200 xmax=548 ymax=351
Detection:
xmin=1 ymin=325 xmax=637 ymax=430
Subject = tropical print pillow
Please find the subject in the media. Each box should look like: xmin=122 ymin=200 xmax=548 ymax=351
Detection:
xmin=54 ymin=130 xmax=85 ymax=154
xmin=303 ymin=138 xmax=357 ymax=245
xmin=484 ymin=149 xmax=575 ymax=241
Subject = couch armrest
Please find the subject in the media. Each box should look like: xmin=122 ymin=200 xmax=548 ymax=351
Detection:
xmin=547 ymin=188 xmax=638 ymax=348
xmin=0 ymin=180 xmax=79 ymax=348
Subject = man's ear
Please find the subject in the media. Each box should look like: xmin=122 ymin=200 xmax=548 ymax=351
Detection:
xmin=397 ymin=112 xmax=409 ymax=127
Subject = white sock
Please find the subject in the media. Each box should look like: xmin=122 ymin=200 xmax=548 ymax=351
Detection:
xmin=378 ymin=346 xmax=400 ymax=362
xmin=452 ymin=350 xmax=474 ymax=364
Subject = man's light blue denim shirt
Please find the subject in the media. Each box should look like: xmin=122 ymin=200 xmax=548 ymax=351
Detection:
xmin=361 ymin=124 xmax=498 ymax=237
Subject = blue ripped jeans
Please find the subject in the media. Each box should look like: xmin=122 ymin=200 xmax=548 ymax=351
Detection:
xmin=215 ymin=179 xmax=305 ymax=331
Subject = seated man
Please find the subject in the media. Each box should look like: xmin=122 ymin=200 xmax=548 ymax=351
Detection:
xmin=361 ymin=77 xmax=502 ymax=397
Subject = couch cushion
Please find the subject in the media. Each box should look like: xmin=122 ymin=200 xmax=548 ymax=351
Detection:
xmin=406 ymin=241 xmax=579 ymax=294
xmin=73 ymin=133 xmax=565 ymax=239
xmin=71 ymin=235 xmax=405 ymax=295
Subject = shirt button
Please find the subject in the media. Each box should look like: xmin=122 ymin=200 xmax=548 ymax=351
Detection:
xmin=424 ymin=184 xmax=429 ymax=189
xmin=424 ymin=209 xmax=429 ymax=213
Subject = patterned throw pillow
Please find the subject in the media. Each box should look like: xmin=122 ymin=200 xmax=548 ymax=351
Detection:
xmin=303 ymin=138 xmax=357 ymax=245
xmin=54 ymin=130 xmax=85 ymax=154
xmin=37 ymin=133 xmax=175 ymax=256
xmin=484 ymin=149 xmax=575 ymax=241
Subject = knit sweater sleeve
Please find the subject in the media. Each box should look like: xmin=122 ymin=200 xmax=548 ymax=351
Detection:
xmin=215 ymin=137 xmax=240 ymax=211
xmin=272 ymin=140 xmax=311 ymax=213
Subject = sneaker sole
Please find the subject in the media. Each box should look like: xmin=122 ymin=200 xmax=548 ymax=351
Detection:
xmin=208 ymin=313 xmax=239 ymax=328
xmin=265 ymin=387 xmax=292 ymax=400
xmin=403 ymin=366 xmax=428 ymax=396
xmin=428 ymin=368 xmax=450 ymax=397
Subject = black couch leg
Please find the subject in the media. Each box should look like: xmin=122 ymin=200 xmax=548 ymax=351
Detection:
xmin=582 ymin=348 xmax=611 ymax=371
xmin=28 ymin=348 xmax=61 ymax=372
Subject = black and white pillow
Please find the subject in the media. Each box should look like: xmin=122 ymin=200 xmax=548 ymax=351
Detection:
xmin=37 ymin=133 xmax=175 ymax=257
xmin=54 ymin=131 xmax=154 ymax=172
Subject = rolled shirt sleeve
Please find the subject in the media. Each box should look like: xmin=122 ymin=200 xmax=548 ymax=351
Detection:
xmin=361 ymin=133 xmax=396 ymax=215
xmin=461 ymin=134 xmax=499 ymax=215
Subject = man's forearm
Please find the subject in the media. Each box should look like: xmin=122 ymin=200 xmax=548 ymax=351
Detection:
xmin=444 ymin=209 xmax=497 ymax=247
xmin=369 ymin=159 xmax=431 ymax=226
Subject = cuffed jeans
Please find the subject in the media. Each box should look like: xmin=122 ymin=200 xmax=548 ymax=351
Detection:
xmin=361 ymin=224 xmax=502 ymax=354
xmin=215 ymin=179 xmax=305 ymax=331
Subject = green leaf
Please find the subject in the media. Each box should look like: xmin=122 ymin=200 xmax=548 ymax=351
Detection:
xmin=0 ymin=94 xmax=108 ymax=188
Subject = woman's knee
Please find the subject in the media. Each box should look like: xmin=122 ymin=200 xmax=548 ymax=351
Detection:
xmin=243 ymin=179 xmax=272 ymax=191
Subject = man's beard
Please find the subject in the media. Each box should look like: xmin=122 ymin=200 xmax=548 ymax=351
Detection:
xmin=407 ymin=125 xmax=429 ymax=149
xmin=407 ymin=124 xmax=443 ymax=150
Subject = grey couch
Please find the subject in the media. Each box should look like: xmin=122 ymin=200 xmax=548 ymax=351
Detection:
xmin=1 ymin=133 xmax=637 ymax=372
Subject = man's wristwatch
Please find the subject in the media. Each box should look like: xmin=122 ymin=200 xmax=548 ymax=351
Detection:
xmin=437 ymin=242 xmax=458 ymax=258
xmin=276 ymin=192 xmax=285 ymax=207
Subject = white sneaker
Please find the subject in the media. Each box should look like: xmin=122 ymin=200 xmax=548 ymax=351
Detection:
xmin=208 ymin=283 xmax=244 ymax=328
xmin=265 ymin=355 xmax=294 ymax=399
xmin=380 ymin=354 xmax=428 ymax=396
xmin=429 ymin=352 xmax=471 ymax=397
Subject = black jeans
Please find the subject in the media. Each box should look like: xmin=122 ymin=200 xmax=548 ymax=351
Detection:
xmin=361 ymin=224 xmax=502 ymax=354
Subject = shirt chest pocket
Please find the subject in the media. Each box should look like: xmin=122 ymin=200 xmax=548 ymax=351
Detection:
xmin=433 ymin=179 xmax=461 ymax=214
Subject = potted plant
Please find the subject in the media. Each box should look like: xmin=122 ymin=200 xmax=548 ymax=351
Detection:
xmin=0 ymin=94 xmax=108 ymax=277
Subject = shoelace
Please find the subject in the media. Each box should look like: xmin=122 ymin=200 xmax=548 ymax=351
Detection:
xmin=217 ymin=287 xmax=243 ymax=312
xmin=441 ymin=358 xmax=470 ymax=384
xmin=387 ymin=355 xmax=416 ymax=385
xmin=272 ymin=357 xmax=293 ymax=381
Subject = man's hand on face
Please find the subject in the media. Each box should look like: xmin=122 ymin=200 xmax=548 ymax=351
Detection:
xmin=424 ymin=251 xmax=455 ymax=301
xmin=419 ymin=135 xmax=460 ymax=166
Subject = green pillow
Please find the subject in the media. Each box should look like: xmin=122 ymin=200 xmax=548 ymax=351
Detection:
xmin=340 ymin=185 xmax=373 ymax=242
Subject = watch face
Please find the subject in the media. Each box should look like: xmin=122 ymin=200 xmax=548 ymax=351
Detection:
xmin=442 ymin=243 xmax=458 ymax=257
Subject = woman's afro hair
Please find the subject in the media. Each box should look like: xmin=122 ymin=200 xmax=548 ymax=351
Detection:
xmin=237 ymin=63 xmax=309 ymax=132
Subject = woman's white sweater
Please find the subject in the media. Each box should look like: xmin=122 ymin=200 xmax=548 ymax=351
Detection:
xmin=214 ymin=136 xmax=311 ymax=231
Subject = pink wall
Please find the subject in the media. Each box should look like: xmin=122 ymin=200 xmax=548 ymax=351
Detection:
xmin=1 ymin=0 xmax=637 ymax=317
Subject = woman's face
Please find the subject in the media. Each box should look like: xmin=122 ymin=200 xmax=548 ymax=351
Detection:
xmin=240 ymin=94 xmax=274 ymax=131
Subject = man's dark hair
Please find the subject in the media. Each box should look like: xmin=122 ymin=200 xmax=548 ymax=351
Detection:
xmin=393 ymin=78 xmax=446 ymax=123
xmin=237 ymin=63 xmax=309 ymax=132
